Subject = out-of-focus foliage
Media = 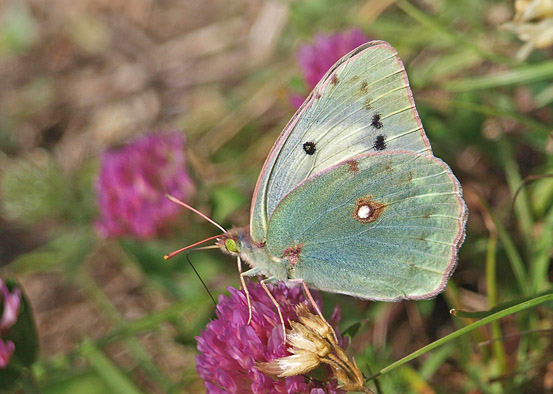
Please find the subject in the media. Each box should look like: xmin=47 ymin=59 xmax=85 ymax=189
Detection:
xmin=0 ymin=0 xmax=553 ymax=393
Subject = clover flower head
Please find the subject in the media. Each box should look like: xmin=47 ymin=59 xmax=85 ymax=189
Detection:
xmin=196 ymin=281 xmax=344 ymax=394
xmin=95 ymin=132 xmax=193 ymax=239
xmin=0 ymin=339 xmax=15 ymax=369
xmin=0 ymin=279 xmax=21 ymax=369
xmin=297 ymin=28 xmax=370 ymax=91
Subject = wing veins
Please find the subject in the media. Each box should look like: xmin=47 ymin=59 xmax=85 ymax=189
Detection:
xmin=305 ymin=233 xmax=450 ymax=268
xmin=299 ymin=253 xmax=409 ymax=297
xmin=272 ymin=56 xmax=411 ymax=182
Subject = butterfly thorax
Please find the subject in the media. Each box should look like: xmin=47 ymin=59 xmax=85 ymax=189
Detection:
xmin=216 ymin=227 xmax=289 ymax=281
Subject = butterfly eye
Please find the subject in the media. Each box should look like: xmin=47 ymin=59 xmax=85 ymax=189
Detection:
xmin=225 ymin=239 xmax=239 ymax=253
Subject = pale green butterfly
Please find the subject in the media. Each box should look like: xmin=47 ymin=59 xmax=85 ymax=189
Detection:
xmin=172 ymin=40 xmax=467 ymax=316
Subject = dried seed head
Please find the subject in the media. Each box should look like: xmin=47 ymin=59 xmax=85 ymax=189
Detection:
xmin=257 ymin=352 xmax=321 ymax=378
xmin=295 ymin=304 xmax=334 ymax=341
xmin=257 ymin=308 xmax=332 ymax=377
xmin=287 ymin=320 xmax=331 ymax=357
xmin=258 ymin=304 xmax=374 ymax=393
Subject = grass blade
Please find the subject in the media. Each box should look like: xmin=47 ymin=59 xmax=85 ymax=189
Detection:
xmin=369 ymin=292 xmax=553 ymax=379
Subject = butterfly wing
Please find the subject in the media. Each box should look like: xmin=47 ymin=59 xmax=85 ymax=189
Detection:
xmin=264 ymin=151 xmax=467 ymax=300
xmin=251 ymin=41 xmax=432 ymax=242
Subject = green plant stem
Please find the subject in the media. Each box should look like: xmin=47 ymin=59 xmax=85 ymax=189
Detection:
xmin=499 ymin=140 xmax=534 ymax=249
xmin=486 ymin=233 xmax=508 ymax=373
xmin=529 ymin=206 xmax=553 ymax=293
xmin=368 ymin=292 xmax=553 ymax=379
xmin=478 ymin=196 xmax=528 ymax=296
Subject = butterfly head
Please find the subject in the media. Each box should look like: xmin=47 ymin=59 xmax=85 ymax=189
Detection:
xmin=216 ymin=231 xmax=242 ymax=257
xmin=216 ymin=227 xmax=265 ymax=257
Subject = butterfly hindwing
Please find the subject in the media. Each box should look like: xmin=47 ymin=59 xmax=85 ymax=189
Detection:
xmin=264 ymin=151 xmax=467 ymax=300
xmin=251 ymin=41 xmax=432 ymax=242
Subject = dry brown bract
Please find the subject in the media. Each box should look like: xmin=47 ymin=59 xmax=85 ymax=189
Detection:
xmin=257 ymin=304 xmax=374 ymax=393
xmin=502 ymin=0 xmax=553 ymax=60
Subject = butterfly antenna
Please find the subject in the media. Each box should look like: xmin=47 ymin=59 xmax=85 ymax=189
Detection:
xmin=164 ymin=234 xmax=221 ymax=260
xmin=186 ymin=249 xmax=217 ymax=306
xmin=166 ymin=193 xmax=226 ymax=232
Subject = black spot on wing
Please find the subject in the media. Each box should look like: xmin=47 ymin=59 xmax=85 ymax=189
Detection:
xmin=371 ymin=113 xmax=383 ymax=129
xmin=373 ymin=135 xmax=386 ymax=151
xmin=303 ymin=141 xmax=316 ymax=155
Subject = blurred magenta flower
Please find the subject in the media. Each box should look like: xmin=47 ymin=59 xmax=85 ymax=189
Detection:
xmin=291 ymin=28 xmax=370 ymax=108
xmin=0 ymin=279 xmax=21 ymax=368
xmin=196 ymin=281 xmax=344 ymax=394
xmin=0 ymin=339 xmax=15 ymax=369
xmin=95 ymin=132 xmax=194 ymax=239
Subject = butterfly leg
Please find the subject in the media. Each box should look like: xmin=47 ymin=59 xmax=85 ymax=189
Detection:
xmin=290 ymin=278 xmax=338 ymax=343
xmin=260 ymin=278 xmax=287 ymax=343
xmin=237 ymin=257 xmax=253 ymax=324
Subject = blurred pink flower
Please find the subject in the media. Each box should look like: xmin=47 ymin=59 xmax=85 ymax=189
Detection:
xmin=0 ymin=339 xmax=15 ymax=369
xmin=196 ymin=281 xmax=344 ymax=394
xmin=0 ymin=280 xmax=20 ymax=330
xmin=291 ymin=28 xmax=370 ymax=108
xmin=95 ymin=132 xmax=194 ymax=239
xmin=0 ymin=279 xmax=20 ymax=369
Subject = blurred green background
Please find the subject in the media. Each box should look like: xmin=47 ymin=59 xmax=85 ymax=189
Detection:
xmin=1 ymin=0 xmax=553 ymax=393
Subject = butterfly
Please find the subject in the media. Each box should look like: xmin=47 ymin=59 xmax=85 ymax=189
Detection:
xmin=171 ymin=40 xmax=467 ymax=318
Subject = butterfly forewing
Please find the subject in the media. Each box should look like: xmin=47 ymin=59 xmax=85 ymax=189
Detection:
xmin=251 ymin=41 xmax=432 ymax=242
xmin=264 ymin=151 xmax=467 ymax=300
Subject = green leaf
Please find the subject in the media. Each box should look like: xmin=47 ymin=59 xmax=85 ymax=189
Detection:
xmin=341 ymin=320 xmax=364 ymax=339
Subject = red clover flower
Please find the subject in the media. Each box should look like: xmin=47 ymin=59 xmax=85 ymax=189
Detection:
xmin=95 ymin=132 xmax=193 ymax=239
xmin=290 ymin=28 xmax=370 ymax=108
xmin=0 ymin=279 xmax=21 ymax=368
xmin=196 ymin=281 xmax=344 ymax=394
